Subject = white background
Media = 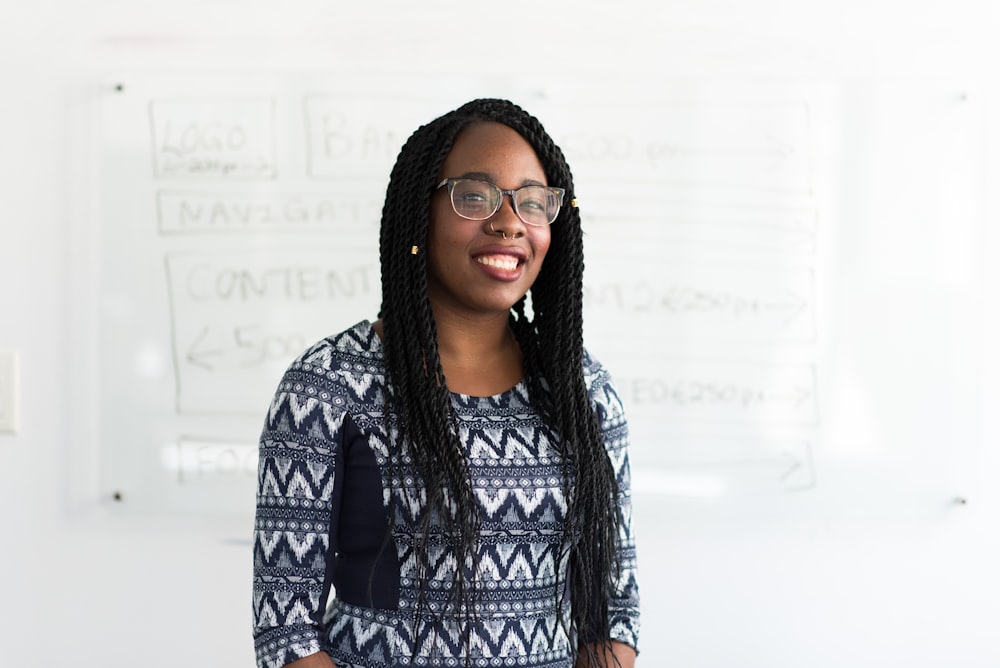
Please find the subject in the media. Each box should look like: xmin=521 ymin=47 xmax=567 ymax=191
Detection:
xmin=1 ymin=1 xmax=999 ymax=667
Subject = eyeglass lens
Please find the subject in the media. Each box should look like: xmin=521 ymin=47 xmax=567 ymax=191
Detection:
xmin=450 ymin=179 xmax=561 ymax=226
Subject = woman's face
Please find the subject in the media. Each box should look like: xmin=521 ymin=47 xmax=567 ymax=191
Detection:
xmin=426 ymin=122 xmax=552 ymax=320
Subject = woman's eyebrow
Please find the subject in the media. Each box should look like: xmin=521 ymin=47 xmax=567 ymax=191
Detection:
xmin=456 ymin=171 xmax=547 ymax=187
xmin=456 ymin=171 xmax=494 ymax=181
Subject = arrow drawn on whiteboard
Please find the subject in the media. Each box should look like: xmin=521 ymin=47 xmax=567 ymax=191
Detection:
xmin=187 ymin=326 xmax=224 ymax=371
xmin=765 ymin=386 xmax=812 ymax=407
xmin=761 ymin=291 xmax=808 ymax=324
xmin=776 ymin=450 xmax=803 ymax=482
xmin=722 ymin=450 xmax=803 ymax=483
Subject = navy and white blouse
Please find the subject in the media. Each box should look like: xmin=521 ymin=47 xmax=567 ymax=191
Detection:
xmin=252 ymin=320 xmax=639 ymax=668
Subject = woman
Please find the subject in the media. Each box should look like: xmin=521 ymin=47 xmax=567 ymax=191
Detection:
xmin=252 ymin=98 xmax=640 ymax=668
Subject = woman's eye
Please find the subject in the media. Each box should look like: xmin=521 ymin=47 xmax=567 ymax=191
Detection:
xmin=519 ymin=189 xmax=549 ymax=211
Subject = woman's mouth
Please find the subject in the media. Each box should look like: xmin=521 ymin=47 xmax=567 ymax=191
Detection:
xmin=476 ymin=254 xmax=521 ymax=271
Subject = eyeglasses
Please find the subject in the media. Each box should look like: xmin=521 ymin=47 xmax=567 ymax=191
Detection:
xmin=436 ymin=178 xmax=566 ymax=226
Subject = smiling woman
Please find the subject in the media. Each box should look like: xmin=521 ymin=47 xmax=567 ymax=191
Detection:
xmin=251 ymin=99 xmax=640 ymax=668
xmin=424 ymin=122 xmax=552 ymax=335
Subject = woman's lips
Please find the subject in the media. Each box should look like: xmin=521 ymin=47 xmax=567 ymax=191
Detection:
xmin=476 ymin=254 xmax=520 ymax=271
xmin=472 ymin=248 xmax=527 ymax=281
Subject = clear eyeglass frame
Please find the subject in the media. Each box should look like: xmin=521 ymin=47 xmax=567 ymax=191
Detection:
xmin=435 ymin=178 xmax=566 ymax=226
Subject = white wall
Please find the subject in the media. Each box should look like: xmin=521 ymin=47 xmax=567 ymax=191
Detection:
xmin=2 ymin=2 xmax=999 ymax=667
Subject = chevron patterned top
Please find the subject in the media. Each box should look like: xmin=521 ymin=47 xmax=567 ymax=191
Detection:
xmin=252 ymin=320 xmax=639 ymax=668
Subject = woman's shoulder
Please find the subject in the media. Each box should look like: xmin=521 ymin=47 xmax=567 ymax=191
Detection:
xmin=294 ymin=320 xmax=383 ymax=371
xmin=581 ymin=347 xmax=611 ymax=387
xmin=581 ymin=347 xmax=626 ymax=418
xmin=263 ymin=322 xmax=383 ymax=448
xmin=275 ymin=321 xmax=385 ymax=400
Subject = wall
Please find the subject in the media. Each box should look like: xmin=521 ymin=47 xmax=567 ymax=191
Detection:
xmin=1 ymin=2 xmax=998 ymax=667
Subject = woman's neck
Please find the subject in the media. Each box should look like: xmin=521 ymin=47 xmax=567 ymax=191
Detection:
xmin=374 ymin=310 xmax=525 ymax=397
xmin=432 ymin=311 xmax=524 ymax=397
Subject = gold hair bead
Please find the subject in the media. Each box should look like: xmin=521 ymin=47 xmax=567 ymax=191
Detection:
xmin=570 ymin=198 xmax=579 ymax=208
xmin=410 ymin=245 xmax=420 ymax=255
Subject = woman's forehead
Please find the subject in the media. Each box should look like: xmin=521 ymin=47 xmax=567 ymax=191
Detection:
xmin=440 ymin=122 xmax=546 ymax=185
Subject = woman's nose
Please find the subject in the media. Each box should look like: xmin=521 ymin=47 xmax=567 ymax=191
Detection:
xmin=485 ymin=194 xmax=526 ymax=238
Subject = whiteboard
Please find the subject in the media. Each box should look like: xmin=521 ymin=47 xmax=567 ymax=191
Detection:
xmin=96 ymin=73 xmax=985 ymax=517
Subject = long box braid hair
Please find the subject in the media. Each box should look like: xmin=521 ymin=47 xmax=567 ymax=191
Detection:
xmin=378 ymin=98 xmax=622 ymax=665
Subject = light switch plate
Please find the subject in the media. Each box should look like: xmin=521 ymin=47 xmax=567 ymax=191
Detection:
xmin=0 ymin=351 xmax=19 ymax=433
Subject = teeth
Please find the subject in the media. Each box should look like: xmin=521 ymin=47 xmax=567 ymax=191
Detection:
xmin=477 ymin=255 xmax=519 ymax=271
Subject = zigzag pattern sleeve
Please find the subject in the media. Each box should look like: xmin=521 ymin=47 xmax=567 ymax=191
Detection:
xmin=252 ymin=352 xmax=345 ymax=668
xmin=587 ymin=355 xmax=642 ymax=653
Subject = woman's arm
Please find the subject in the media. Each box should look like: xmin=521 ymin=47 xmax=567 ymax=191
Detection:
xmin=252 ymin=345 xmax=347 ymax=668
xmin=575 ymin=640 xmax=637 ymax=668
xmin=583 ymin=356 xmax=642 ymax=662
